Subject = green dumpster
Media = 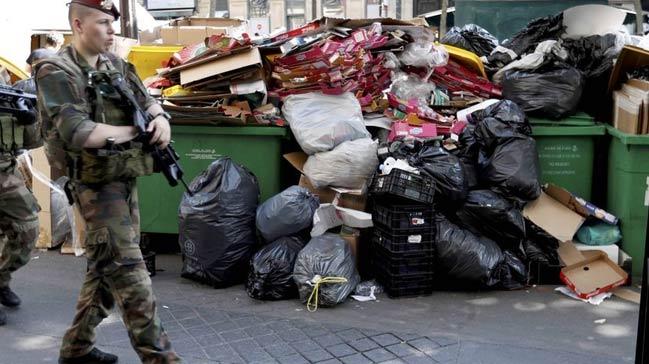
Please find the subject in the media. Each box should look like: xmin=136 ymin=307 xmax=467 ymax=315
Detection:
xmin=138 ymin=125 xmax=288 ymax=234
xmin=530 ymin=115 xmax=606 ymax=200
xmin=606 ymin=126 xmax=649 ymax=276
xmin=455 ymin=0 xmax=607 ymax=41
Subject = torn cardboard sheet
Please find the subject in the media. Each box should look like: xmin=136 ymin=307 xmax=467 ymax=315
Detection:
xmin=311 ymin=204 xmax=373 ymax=237
xmin=613 ymin=287 xmax=641 ymax=304
xmin=523 ymin=184 xmax=618 ymax=244
xmin=555 ymin=286 xmax=612 ymax=305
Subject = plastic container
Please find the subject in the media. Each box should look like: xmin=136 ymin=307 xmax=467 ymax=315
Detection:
xmin=372 ymin=202 xmax=435 ymax=234
xmin=606 ymin=126 xmax=649 ymax=276
xmin=530 ymin=116 xmax=605 ymax=200
xmin=373 ymin=269 xmax=434 ymax=298
xmin=370 ymin=169 xmax=435 ymax=204
xmin=138 ymin=125 xmax=288 ymax=234
xmin=372 ymin=226 xmax=434 ymax=253
xmin=127 ymin=45 xmax=183 ymax=80
xmin=372 ymin=246 xmax=434 ymax=276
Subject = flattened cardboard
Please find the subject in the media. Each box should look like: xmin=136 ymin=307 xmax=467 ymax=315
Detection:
xmin=557 ymin=241 xmax=586 ymax=266
xmin=560 ymin=251 xmax=628 ymax=299
xmin=180 ymin=47 xmax=263 ymax=85
xmin=523 ymin=191 xmax=585 ymax=243
xmin=613 ymin=287 xmax=641 ymax=304
xmin=545 ymin=184 xmax=618 ymax=225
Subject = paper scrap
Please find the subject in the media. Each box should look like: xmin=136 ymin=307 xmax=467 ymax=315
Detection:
xmin=594 ymin=319 xmax=607 ymax=324
xmin=311 ymin=204 xmax=373 ymax=237
xmin=555 ymin=287 xmax=612 ymax=305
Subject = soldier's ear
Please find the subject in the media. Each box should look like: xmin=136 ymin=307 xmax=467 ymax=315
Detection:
xmin=72 ymin=18 xmax=84 ymax=35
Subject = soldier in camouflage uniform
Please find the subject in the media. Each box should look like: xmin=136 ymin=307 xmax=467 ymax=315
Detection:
xmin=35 ymin=1 xmax=180 ymax=363
xmin=0 ymin=83 xmax=41 ymax=327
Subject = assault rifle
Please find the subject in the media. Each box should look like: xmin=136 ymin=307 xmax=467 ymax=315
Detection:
xmin=87 ymin=71 xmax=192 ymax=195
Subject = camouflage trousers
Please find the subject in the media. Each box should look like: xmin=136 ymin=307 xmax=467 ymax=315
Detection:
xmin=0 ymin=159 xmax=39 ymax=289
xmin=60 ymin=180 xmax=181 ymax=364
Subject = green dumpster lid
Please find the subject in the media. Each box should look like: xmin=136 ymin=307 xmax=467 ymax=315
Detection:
xmin=171 ymin=125 xmax=289 ymax=137
xmin=606 ymin=125 xmax=649 ymax=145
xmin=532 ymin=123 xmax=606 ymax=136
xmin=529 ymin=113 xmax=595 ymax=127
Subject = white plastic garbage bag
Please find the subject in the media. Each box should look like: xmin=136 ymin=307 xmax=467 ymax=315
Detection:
xmin=303 ymin=138 xmax=379 ymax=190
xmin=282 ymin=92 xmax=370 ymax=155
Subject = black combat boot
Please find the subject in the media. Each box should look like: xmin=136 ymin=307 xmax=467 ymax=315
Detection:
xmin=59 ymin=348 xmax=119 ymax=364
xmin=0 ymin=286 xmax=20 ymax=307
xmin=0 ymin=308 xmax=6 ymax=326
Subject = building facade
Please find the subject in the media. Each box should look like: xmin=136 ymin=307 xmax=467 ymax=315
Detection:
xmin=142 ymin=0 xmax=417 ymax=33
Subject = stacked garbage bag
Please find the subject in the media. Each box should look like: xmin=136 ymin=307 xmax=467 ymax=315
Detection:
xmin=444 ymin=11 xmax=632 ymax=119
xmin=246 ymin=186 xmax=319 ymax=300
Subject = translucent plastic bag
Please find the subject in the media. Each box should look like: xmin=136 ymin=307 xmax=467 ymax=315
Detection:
xmin=303 ymin=138 xmax=379 ymax=190
xmin=282 ymin=92 xmax=370 ymax=155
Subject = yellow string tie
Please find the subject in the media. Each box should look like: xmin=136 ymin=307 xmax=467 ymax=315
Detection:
xmin=306 ymin=275 xmax=348 ymax=312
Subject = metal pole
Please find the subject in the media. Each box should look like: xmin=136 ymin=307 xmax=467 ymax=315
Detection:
xmin=636 ymin=181 xmax=649 ymax=364
xmin=634 ymin=0 xmax=644 ymax=35
xmin=439 ymin=0 xmax=448 ymax=39
xmin=120 ymin=0 xmax=138 ymax=39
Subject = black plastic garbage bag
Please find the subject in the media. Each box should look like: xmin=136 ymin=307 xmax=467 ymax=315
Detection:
xmin=524 ymin=220 xmax=560 ymax=265
xmin=488 ymin=14 xmax=564 ymax=68
xmin=256 ymin=186 xmax=320 ymax=242
xmin=246 ymin=236 xmax=306 ymax=300
xmin=179 ymin=158 xmax=260 ymax=288
xmin=472 ymin=100 xmax=531 ymax=150
xmin=454 ymin=124 xmax=480 ymax=190
xmin=410 ymin=145 xmax=468 ymax=202
xmin=502 ymin=66 xmax=584 ymax=119
xmin=495 ymin=250 xmax=528 ymax=290
xmin=564 ymin=34 xmax=620 ymax=79
xmin=456 ymin=190 xmax=526 ymax=250
xmin=293 ymin=234 xmax=360 ymax=307
xmin=564 ymin=34 xmax=621 ymax=116
xmin=480 ymin=137 xmax=542 ymax=202
xmin=441 ymin=24 xmax=498 ymax=57
xmin=435 ymin=214 xmax=504 ymax=287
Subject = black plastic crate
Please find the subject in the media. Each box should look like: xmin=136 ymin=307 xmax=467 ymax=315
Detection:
xmin=370 ymin=169 xmax=435 ymax=204
xmin=372 ymin=225 xmax=434 ymax=253
xmin=372 ymin=246 xmax=434 ymax=277
xmin=372 ymin=202 xmax=435 ymax=234
xmin=374 ymin=271 xmax=434 ymax=298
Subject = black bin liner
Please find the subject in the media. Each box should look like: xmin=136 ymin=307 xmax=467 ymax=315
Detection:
xmin=246 ymin=236 xmax=306 ymax=300
xmin=179 ymin=158 xmax=260 ymax=288
xmin=256 ymin=185 xmax=319 ymax=243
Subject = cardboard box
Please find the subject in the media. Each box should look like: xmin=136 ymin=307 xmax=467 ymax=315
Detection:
xmin=161 ymin=17 xmax=245 ymax=45
xmin=179 ymin=47 xmax=263 ymax=86
xmin=284 ymin=152 xmax=368 ymax=212
xmin=560 ymin=250 xmax=628 ymax=299
xmin=524 ymin=184 xmax=628 ymax=298
xmin=613 ymin=79 xmax=649 ymax=134
xmin=523 ymin=184 xmax=617 ymax=237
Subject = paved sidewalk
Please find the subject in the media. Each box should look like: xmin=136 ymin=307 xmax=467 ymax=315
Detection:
xmin=0 ymin=251 xmax=639 ymax=363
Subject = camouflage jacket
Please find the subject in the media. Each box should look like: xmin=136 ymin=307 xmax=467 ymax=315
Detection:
xmin=35 ymin=45 xmax=155 ymax=172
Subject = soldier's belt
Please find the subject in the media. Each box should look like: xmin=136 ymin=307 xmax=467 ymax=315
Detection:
xmin=71 ymin=148 xmax=154 ymax=184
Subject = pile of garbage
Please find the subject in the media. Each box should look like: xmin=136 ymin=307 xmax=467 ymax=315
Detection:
xmin=171 ymin=8 xmax=636 ymax=308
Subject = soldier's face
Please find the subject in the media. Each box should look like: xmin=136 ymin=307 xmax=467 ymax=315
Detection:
xmin=74 ymin=9 xmax=115 ymax=54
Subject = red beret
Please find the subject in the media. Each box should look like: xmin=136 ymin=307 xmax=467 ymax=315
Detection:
xmin=68 ymin=0 xmax=120 ymax=21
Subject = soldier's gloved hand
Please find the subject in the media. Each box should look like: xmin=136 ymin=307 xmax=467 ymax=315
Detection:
xmin=147 ymin=116 xmax=171 ymax=149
